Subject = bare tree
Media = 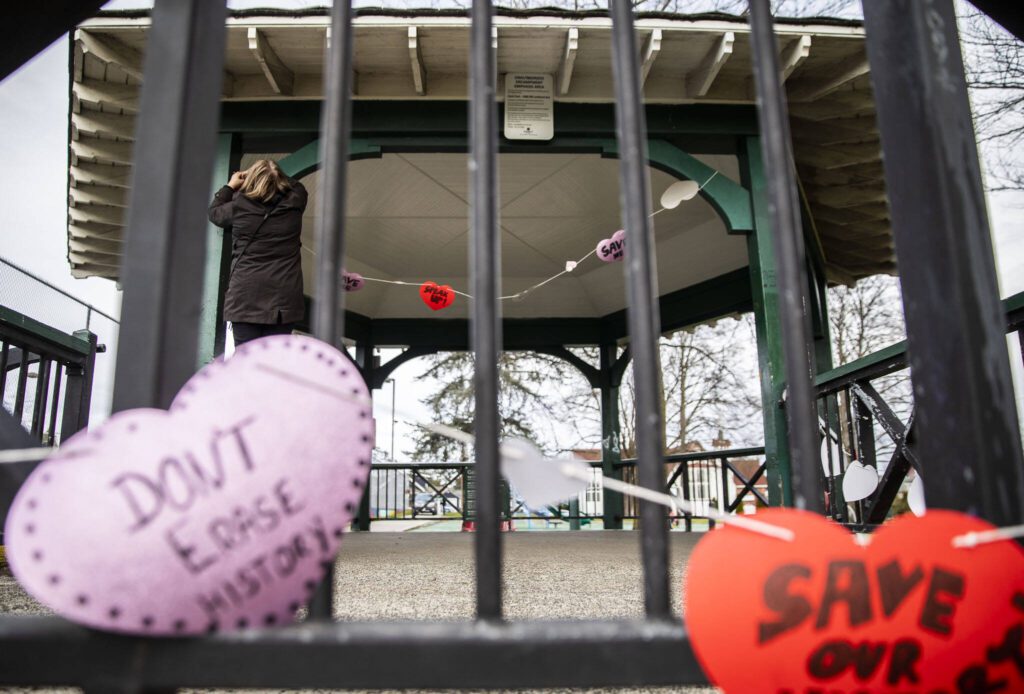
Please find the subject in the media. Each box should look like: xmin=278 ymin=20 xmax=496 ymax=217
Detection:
xmin=959 ymin=7 xmax=1024 ymax=191
xmin=408 ymin=351 xmax=580 ymax=462
xmin=557 ymin=318 xmax=762 ymax=459
xmin=828 ymin=275 xmax=905 ymax=364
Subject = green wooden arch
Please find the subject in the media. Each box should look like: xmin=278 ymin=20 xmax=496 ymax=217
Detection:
xmin=277 ymin=136 xmax=753 ymax=235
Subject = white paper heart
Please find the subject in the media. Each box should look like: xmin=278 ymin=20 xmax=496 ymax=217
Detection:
xmin=819 ymin=434 xmax=842 ymax=477
xmin=500 ymin=439 xmax=590 ymax=509
xmin=841 ymin=460 xmax=878 ymax=502
xmin=908 ymin=473 xmax=927 ymax=516
xmin=659 ymin=180 xmax=699 ymax=209
xmin=4 ymin=334 xmax=373 ymax=636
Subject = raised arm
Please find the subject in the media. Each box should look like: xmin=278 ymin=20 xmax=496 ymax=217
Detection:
xmin=208 ymin=170 xmax=247 ymax=228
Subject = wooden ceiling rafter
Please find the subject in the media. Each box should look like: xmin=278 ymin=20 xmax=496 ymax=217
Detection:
xmin=66 ymin=15 xmax=896 ymax=283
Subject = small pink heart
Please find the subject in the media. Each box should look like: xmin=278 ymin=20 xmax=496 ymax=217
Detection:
xmin=4 ymin=334 xmax=372 ymax=636
xmin=342 ymin=271 xmax=364 ymax=292
xmin=596 ymin=229 xmax=625 ymax=262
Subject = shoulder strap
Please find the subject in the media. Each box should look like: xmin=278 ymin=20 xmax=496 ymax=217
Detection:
xmin=228 ymin=198 xmax=284 ymax=280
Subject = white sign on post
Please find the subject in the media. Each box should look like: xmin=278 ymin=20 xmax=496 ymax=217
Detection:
xmin=504 ymin=73 xmax=554 ymax=141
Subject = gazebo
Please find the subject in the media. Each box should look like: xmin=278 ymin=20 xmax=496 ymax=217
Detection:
xmin=67 ymin=7 xmax=893 ymax=517
xmin=2 ymin=0 xmax=1022 ymax=689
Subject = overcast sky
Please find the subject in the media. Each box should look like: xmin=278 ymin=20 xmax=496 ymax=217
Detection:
xmin=1 ymin=2 xmax=1021 ymax=440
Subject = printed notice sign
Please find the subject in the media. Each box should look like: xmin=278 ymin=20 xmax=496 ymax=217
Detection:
xmin=504 ymin=73 xmax=554 ymax=141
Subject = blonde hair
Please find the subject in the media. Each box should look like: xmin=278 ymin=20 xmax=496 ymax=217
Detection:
xmin=240 ymin=159 xmax=292 ymax=203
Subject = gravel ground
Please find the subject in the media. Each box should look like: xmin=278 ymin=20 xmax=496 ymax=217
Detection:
xmin=0 ymin=532 xmax=719 ymax=694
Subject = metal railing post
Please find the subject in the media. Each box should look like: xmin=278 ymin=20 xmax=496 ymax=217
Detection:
xmin=313 ymin=0 xmax=355 ymax=349
xmin=609 ymin=0 xmax=670 ymax=619
xmin=112 ymin=0 xmax=228 ymax=412
xmin=746 ymin=0 xmax=824 ymax=513
xmin=469 ymin=0 xmax=503 ymax=621
xmin=863 ymin=0 xmax=1024 ymax=523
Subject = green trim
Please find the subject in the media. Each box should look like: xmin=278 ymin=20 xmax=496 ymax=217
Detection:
xmin=1004 ymin=289 xmax=1024 ymax=315
xmin=278 ymin=138 xmax=382 ymax=179
xmin=198 ymin=133 xmax=238 ymax=366
xmin=0 ymin=306 xmax=91 ymax=356
xmin=276 ymin=134 xmax=751 ymax=239
xmin=220 ymin=101 xmax=759 ymax=137
xmin=600 ymin=343 xmax=625 ymax=530
xmin=815 ymin=290 xmax=1024 ymax=390
xmin=329 ymin=269 xmax=752 ymax=348
xmin=634 ymin=140 xmax=753 ymax=233
xmin=369 ymin=317 xmax=603 ymax=349
xmin=601 ymin=268 xmax=752 ymax=338
xmin=741 ymin=136 xmax=792 ymax=508
xmin=814 ymin=341 xmax=907 ymax=389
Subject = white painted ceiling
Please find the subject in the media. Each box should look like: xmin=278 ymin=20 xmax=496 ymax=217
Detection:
xmin=270 ymin=152 xmax=748 ymax=320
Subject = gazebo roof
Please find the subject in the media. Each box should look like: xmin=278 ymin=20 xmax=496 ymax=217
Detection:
xmin=67 ymin=7 xmax=891 ymax=296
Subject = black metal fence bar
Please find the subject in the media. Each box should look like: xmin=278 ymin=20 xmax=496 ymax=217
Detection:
xmin=747 ymin=0 xmax=823 ymax=513
xmin=111 ymin=0 xmax=227 ymax=413
xmin=469 ymin=0 xmax=503 ymax=621
xmin=0 ymin=617 xmax=705 ymax=690
xmin=307 ymin=0 xmax=356 ymax=622
xmin=862 ymin=0 xmax=1024 ymax=525
xmin=608 ymin=0 xmax=670 ymax=620
xmin=812 ymin=290 xmax=1024 ymax=525
xmin=0 ymin=309 xmax=97 ymax=446
xmin=312 ymin=0 xmax=354 ymax=348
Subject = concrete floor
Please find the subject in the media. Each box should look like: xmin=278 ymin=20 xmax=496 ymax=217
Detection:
xmin=1 ymin=531 xmax=719 ymax=694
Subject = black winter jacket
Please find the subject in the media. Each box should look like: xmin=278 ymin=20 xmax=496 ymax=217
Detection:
xmin=208 ymin=180 xmax=307 ymax=324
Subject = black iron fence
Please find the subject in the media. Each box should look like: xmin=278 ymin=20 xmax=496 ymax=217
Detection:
xmin=364 ymin=448 xmax=767 ymax=531
xmin=0 ymin=307 xmax=99 ymax=445
xmin=813 ymin=289 xmax=1024 ymax=527
xmin=1 ymin=0 xmax=1022 ymax=690
xmin=0 ymin=257 xmax=119 ymax=419
xmin=367 ymin=462 xmax=467 ymax=522
xmin=621 ymin=447 xmax=769 ymax=528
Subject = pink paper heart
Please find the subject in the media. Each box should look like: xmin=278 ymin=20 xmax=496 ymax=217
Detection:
xmin=596 ymin=229 xmax=625 ymax=262
xmin=4 ymin=334 xmax=372 ymax=636
xmin=342 ymin=271 xmax=364 ymax=292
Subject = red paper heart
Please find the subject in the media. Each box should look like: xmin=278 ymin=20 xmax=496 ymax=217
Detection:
xmin=419 ymin=281 xmax=455 ymax=311
xmin=685 ymin=509 xmax=1024 ymax=693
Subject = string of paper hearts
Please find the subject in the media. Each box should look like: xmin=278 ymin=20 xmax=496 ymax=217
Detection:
xmin=309 ymin=173 xmax=720 ymax=311
xmin=251 ymin=364 xmax=1024 ymax=549
xmin=2 ymin=357 xmax=1018 ymax=549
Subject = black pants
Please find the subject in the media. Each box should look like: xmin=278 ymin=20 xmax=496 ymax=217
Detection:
xmin=232 ymin=321 xmax=295 ymax=346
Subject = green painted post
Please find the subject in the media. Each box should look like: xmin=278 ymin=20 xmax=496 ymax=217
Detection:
xmin=809 ymin=259 xmax=833 ymax=376
xmin=600 ymin=343 xmax=624 ymax=529
xmin=197 ymin=133 xmax=239 ymax=365
xmin=741 ymin=136 xmax=793 ymax=507
xmin=355 ymin=342 xmax=374 ymax=531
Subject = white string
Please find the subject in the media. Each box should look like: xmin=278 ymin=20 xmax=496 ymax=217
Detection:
xmin=298 ymin=174 xmax=722 ymax=305
xmin=559 ymin=464 xmax=794 ymax=542
xmin=952 ymin=523 xmax=1024 ymax=549
xmin=360 ymin=276 xmax=475 ymax=300
xmin=499 ymin=248 xmax=599 ymax=301
xmin=0 ymin=447 xmax=57 ymax=464
xmin=255 ymin=363 xmax=792 ymax=541
xmin=0 ymin=447 xmax=96 ymax=464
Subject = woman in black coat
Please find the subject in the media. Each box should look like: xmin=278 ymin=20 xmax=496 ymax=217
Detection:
xmin=208 ymin=159 xmax=308 ymax=347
